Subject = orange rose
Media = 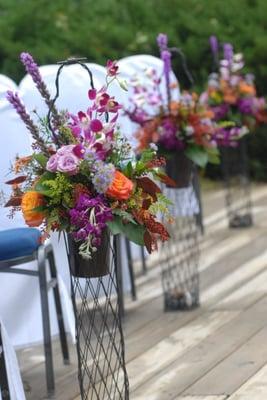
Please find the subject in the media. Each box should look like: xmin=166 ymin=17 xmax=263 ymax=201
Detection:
xmin=21 ymin=191 xmax=45 ymax=227
xmin=239 ymin=82 xmax=256 ymax=96
xmin=106 ymin=171 xmax=134 ymax=200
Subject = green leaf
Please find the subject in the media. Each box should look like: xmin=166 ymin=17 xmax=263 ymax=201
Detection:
xmin=32 ymin=205 xmax=47 ymax=212
xmin=207 ymin=147 xmax=220 ymax=165
xmin=185 ymin=146 xmax=208 ymax=168
xmin=33 ymin=153 xmax=48 ymax=168
xmin=112 ymin=209 xmax=137 ymax=224
xmin=123 ymin=161 xmax=133 ymax=178
xmin=140 ymin=148 xmax=154 ymax=164
xmin=35 ymin=172 xmax=55 ymax=197
xmin=107 ymin=216 xmax=145 ymax=246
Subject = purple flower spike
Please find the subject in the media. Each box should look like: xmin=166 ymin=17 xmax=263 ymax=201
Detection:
xmin=20 ymin=52 xmax=43 ymax=87
xmin=209 ymin=35 xmax=218 ymax=56
xmin=20 ymin=52 xmax=62 ymax=133
xmin=157 ymin=33 xmax=168 ymax=51
xmin=223 ymin=43 xmax=234 ymax=63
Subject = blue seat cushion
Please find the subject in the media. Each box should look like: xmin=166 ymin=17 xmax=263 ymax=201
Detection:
xmin=0 ymin=228 xmax=42 ymax=261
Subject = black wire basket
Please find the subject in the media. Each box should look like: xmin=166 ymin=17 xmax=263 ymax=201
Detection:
xmin=47 ymin=58 xmax=129 ymax=400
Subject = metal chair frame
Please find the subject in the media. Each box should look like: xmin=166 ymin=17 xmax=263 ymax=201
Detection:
xmin=0 ymin=242 xmax=70 ymax=396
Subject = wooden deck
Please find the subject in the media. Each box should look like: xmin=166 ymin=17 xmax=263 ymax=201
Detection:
xmin=17 ymin=184 xmax=267 ymax=400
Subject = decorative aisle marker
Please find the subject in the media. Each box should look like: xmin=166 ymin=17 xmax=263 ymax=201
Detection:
xmin=5 ymin=54 xmax=172 ymax=398
xmin=202 ymin=36 xmax=267 ymax=228
xmin=124 ymin=33 xmax=225 ymax=310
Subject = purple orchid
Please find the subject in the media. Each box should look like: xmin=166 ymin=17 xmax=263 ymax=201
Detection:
xmin=69 ymin=193 xmax=113 ymax=257
xmin=106 ymin=60 xmax=119 ymax=77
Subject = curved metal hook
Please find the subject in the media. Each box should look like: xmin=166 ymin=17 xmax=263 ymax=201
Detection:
xmin=47 ymin=58 xmax=95 ymax=139
xmin=168 ymin=47 xmax=194 ymax=89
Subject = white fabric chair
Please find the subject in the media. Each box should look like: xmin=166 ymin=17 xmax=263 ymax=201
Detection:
xmin=0 ymin=73 xmax=75 ymax=348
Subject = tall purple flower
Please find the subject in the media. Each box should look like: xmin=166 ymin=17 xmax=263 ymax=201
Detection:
xmin=6 ymin=90 xmax=48 ymax=154
xmin=223 ymin=43 xmax=233 ymax=63
xmin=209 ymin=35 xmax=218 ymax=56
xmin=161 ymin=49 xmax=172 ymax=106
xmin=20 ymin=52 xmax=62 ymax=133
xmin=157 ymin=33 xmax=168 ymax=51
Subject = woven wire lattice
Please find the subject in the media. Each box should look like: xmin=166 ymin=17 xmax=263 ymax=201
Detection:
xmin=65 ymin=235 xmax=129 ymax=400
xmin=221 ymin=136 xmax=253 ymax=228
xmin=161 ymin=172 xmax=200 ymax=311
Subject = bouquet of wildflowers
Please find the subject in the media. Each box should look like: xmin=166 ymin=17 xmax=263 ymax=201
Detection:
xmin=200 ymin=36 xmax=267 ymax=147
xmin=125 ymin=34 xmax=220 ymax=168
xmin=5 ymin=55 xmax=172 ymax=259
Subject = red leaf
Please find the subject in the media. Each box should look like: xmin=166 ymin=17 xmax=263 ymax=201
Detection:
xmin=156 ymin=172 xmax=177 ymax=188
xmin=5 ymin=176 xmax=27 ymax=185
xmin=142 ymin=198 xmax=152 ymax=210
xmin=136 ymin=177 xmax=161 ymax=200
xmin=5 ymin=196 xmax=22 ymax=207
xmin=144 ymin=230 xmax=153 ymax=254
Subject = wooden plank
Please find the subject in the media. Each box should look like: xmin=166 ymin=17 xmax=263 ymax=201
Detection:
xmin=186 ymin=326 xmax=267 ymax=396
xmin=175 ymin=397 xmax=226 ymax=400
xmin=127 ymin=311 xmax=238 ymax=392
xmin=201 ymin=247 xmax=267 ymax=304
xmin=214 ymin=267 xmax=267 ymax=310
xmin=21 ymin=240 xmax=267 ymax=399
xmin=131 ymin=296 xmax=267 ymax=400
xmin=199 ymin=230 xmax=259 ymax=272
xmin=227 ymin=363 xmax=267 ymax=399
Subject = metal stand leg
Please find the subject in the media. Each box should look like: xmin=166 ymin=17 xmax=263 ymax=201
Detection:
xmin=0 ymin=324 xmax=10 ymax=400
xmin=114 ymin=235 xmax=125 ymax=318
xmin=192 ymin=167 xmax=204 ymax=235
xmin=47 ymin=245 xmax=70 ymax=365
xmin=124 ymin=238 xmax=137 ymax=300
xmin=221 ymin=137 xmax=253 ymax=229
xmin=38 ymin=246 xmax=55 ymax=396
xmin=141 ymin=246 xmax=147 ymax=275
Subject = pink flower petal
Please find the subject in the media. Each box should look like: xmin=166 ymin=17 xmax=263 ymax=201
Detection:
xmin=90 ymin=119 xmax=103 ymax=132
xmin=88 ymin=89 xmax=97 ymax=100
xmin=78 ymin=111 xmax=87 ymax=121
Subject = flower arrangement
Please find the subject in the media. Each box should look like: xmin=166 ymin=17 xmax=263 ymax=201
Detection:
xmin=200 ymin=36 xmax=267 ymax=147
xmin=125 ymin=34 xmax=220 ymax=168
xmin=5 ymin=54 xmax=172 ymax=259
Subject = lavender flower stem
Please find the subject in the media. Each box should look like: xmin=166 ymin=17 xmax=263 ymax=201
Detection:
xmin=6 ymin=90 xmax=49 ymax=155
xmin=20 ymin=52 xmax=62 ymax=134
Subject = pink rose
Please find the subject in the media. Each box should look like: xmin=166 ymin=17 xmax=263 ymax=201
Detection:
xmin=46 ymin=154 xmax=58 ymax=172
xmin=57 ymin=145 xmax=76 ymax=156
xmin=57 ymin=153 xmax=79 ymax=175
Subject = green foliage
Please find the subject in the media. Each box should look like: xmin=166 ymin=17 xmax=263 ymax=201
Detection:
xmin=1 ymin=0 xmax=267 ymax=179
xmin=149 ymin=192 xmax=173 ymax=218
xmin=41 ymin=172 xmax=74 ymax=207
xmin=185 ymin=145 xmax=209 ymax=167
xmin=107 ymin=216 xmax=145 ymax=245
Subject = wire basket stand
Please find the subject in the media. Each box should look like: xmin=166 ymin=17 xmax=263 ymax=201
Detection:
xmin=48 ymin=58 xmax=129 ymax=400
xmin=221 ymin=136 xmax=253 ymax=228
xmin=161 ymin=165 xmax=200 ymax=311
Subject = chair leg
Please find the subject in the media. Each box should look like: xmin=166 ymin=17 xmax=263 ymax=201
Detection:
xmin=0 ymin=324 xmax=10 ymax=400
xmin=47 ymin=245 xmax=70 ymax=365
xmin=38 ymin=246 xmax=55 ymax=396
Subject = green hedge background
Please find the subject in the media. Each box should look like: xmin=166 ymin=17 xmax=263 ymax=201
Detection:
xmin=1 ymin=0 xmax=266 ymax=179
